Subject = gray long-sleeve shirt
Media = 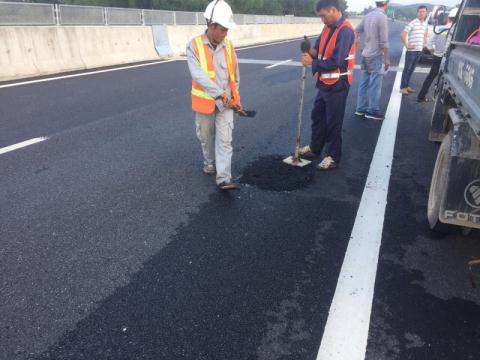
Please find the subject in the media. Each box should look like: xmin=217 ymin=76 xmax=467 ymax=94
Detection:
xmin=427 ymin=25 xmax=451 ymax=57
xmin=186 ymin=33 xmax=240 ymax=113
xmin=356 ymin=8 xmax=389 ymax=58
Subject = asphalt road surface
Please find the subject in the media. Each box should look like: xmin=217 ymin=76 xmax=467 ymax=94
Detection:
xmin=1 ymin=22 xmax=479 ymax=360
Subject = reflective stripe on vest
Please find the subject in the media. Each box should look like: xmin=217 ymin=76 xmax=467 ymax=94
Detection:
xmin=320 ymin=71 xmax=352 ymax=79
xmin=323 ymin=54 xmax=356 ymax=61
xmin=191 ymin=35 xmax=239 ymax=114
xmin=318 ymin=20 xmax=356 ymax=86
xmin=224 ymin=38 xmax=240 ymax=105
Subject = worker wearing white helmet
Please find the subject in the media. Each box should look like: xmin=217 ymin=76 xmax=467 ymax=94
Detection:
xmin=186 ymin=0 xmax=243 ymax=191
xmin=448 ymin=8 xmax=458 ymax=19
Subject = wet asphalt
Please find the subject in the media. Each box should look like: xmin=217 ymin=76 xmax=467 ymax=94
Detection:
xmin=0 ymin=21 xmax=479 ymax=360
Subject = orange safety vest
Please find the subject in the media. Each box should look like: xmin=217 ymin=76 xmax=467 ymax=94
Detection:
xmin=317 ymin=20 xmax=356 ymax=86
xmin=191 ymin=35 xmax=240 ymax=114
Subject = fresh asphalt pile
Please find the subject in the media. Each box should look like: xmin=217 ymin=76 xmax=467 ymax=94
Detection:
xmin=240 ymin=155 xmax=315 ymax=192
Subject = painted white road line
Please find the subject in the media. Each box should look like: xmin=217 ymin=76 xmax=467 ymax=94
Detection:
xmin=0 ymin=137 xmax=49 ymax=155
xmin=237 ymin=36 xmax=317 ymax=51
xmin=0 ymin=38 xmax=426 ymax=90
xmin=265 ymin=59 xmax=293 ymax=69
xmin=237 ymin=61 xmax=423 ymax=74
xmin=315 ymin=48 xmax=407 ymax=360
xmin=0 ymin=59 xmax=179 ymax=89
xmin=0 ymin=37 xmax=318 ymax=89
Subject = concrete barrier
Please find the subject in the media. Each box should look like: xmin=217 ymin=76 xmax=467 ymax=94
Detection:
xmin=166 ymin=23 xmax=326 ymax=55
xmin=0 ymin=19 xmax=360 ymax=81
xmin=0 ymin=26 xmax=158 ymax=81
xmin=165 ymin=19 xmax=360 ymax=55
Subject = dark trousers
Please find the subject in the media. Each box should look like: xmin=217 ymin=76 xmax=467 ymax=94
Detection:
xmin=400 ymin=51 xmax=422 ymax=89
xmin=418 ymin=56 xmax=442 ymax=100
xmin=310 ymin=81 xmax=350 ymax=163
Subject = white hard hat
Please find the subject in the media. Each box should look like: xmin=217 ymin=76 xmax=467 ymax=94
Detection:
xmin=449 ymin=8 xmax=458 ymax=18
xmin=204 ymin=0 xmax=236 ymax=29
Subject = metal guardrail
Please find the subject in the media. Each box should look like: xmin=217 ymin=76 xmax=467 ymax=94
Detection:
xmin=143 ymin=9 xmax=174 ymax=26
xmin=107 ymin=7 xmax=142 ymax=26
xmin=0 ymin=1 xmax=322 ymax=26
xmin=59 ymin=4 xmax=104 ymax=25
xmin=0 ymin=2 xmax=55 ymax=25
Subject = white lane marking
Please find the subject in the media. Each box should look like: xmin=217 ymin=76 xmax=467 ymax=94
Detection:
xmin=265 ymin=59 xmax=293 ymax=69
xmin=235 ymin=60 xmax=424 ymax=74
xmin=0 ymin=59 xmax=179 ymax=89
xmin=0 ymin=137 xmax=49 ymax=155
xmin=315 ymin=48 xmax=407 ymax=360
xmin=0 ymin=35 xmax=429 ymax=90
xmin=0 ymin=37 xmax=319 ymax=89
xmin=237 ymin=36 xmax=317 ymax=51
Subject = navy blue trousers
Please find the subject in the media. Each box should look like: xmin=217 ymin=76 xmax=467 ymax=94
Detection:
xmin=310 ymin=80 xmax=350 ymax=163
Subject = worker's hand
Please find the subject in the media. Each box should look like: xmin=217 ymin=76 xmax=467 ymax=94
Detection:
xmin=407 ymin=42 xmax=415 ymax=49
xmin=232 ymin=102 xmax=243 ymax=113
xmin=308 ymin=48 xmax=318 ymax=59
xmin=301 ymin=53 xmax=313 ymax=67
xmin=384 ymin=57 xmax=391 ymax=71
xmin=219 ymin=93 xmax=233 ymax=107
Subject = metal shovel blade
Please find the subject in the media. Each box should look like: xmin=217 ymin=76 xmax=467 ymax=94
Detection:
xmin=283 ymin=156 xmax=312 ymax=168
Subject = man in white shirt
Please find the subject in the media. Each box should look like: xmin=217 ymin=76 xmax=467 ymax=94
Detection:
xmin=400 ymin=5 xmax=428 ymax=95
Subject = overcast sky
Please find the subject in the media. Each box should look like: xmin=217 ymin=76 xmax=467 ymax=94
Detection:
xmin=347 ymin=0 xmax=460 ymax=12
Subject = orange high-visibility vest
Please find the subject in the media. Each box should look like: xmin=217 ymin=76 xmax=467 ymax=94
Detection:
xmin=317 ymin=20 xmax=356 ymax=86
xmin=191 ymin=35 xmax=240 ymax=114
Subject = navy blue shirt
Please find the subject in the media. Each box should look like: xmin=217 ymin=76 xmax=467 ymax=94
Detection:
xmin=312 ymin=17 xmax=355 ymax=92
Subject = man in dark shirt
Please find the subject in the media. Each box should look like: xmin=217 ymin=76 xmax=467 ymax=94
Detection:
xmin=300 ymin=0 xmax=355 ymax=170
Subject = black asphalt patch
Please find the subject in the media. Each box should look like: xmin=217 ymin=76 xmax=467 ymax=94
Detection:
xmin=240 ymin=155 xmax=315 ymax=192
xmin=35 ymin=188 xmax=353 ymax=360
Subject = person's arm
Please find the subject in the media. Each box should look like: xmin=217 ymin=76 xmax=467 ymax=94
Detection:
xmin=233 ymin=48 xmax=242 ymax=111
xmin=186 ymin=41 xmax=224 ymax=99
xmin=379 ymin=15 xmax=390 ymax=70
xmin=424 ymin=24 xmax=429 ymax=48
xmin=401 ymin=21 xmax=415 ymax=49
xmin=427 ymin=32 xmax=437 ymax=52
xmin=311 ymin=27 xmax=355 ymax=73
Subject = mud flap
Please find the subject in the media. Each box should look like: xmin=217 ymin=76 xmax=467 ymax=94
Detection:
xmin=429 ymin=80 xmax=449 ymax=143
xmin=439 ymin=112 xmax=480 ymax=229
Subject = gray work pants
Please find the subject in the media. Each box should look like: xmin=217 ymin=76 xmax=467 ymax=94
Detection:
xmin=195 ymin=109 xmax=234 ymax=184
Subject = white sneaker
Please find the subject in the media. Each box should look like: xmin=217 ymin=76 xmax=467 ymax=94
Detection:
xmin=298 ymin=145 xmax=316 ymax=157
xmin=317 ymin=156 xmax=337 ymax=171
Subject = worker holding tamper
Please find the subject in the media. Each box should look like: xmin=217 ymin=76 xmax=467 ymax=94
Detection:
xmin=186 ymin=0 xmax=244 ymax=191
xmin=299 ymin=0 xmax=356 ymax=170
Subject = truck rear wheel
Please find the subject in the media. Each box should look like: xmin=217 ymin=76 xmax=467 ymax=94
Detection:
xmin=427 ymin=133 xmax=458 ymax=233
